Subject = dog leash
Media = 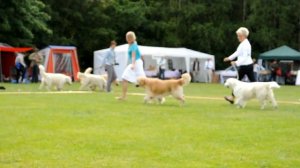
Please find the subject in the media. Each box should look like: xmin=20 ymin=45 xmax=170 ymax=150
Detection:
xmin=232 ymin=64 xmax=239 ymax=80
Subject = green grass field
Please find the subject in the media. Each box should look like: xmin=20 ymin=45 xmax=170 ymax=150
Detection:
xmin=0 ymin=82 xmax=300 ymax=167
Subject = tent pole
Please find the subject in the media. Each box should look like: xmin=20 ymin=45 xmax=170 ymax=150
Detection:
xmin=0 ymin=51 xmax=2 ymax=82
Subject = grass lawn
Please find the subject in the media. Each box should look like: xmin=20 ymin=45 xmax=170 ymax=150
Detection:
xmin=0 ymin=82 xmax=300 ymax=167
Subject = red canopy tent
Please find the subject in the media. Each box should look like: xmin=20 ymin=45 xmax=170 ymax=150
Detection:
xmin=0 ymin=46 xmax=32 ymax=82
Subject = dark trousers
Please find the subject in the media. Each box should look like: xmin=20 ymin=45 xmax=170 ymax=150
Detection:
xmin=232 ymin=64 xmax=256 ymax=97
xmin=159 ymin=67 xmax=165 ymax=79
xmin=31 ymin=64 xmax=39 ymax=83
xmin=105 ymin=65 xmax=117 ymax=92
xmin=270 ymin=71 xmax=277 ymax=81
xmin=238 ymin=64 xmax=256 ymax=82
xmin=16 ymin=65 xmax=25 ymax=83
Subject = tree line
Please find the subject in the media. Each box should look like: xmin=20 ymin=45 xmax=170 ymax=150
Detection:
xmin=1 ymin=0 xmax=299 ymax=69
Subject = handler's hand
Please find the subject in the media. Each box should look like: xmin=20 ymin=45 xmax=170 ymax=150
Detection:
xmin=223 ymin=57 xmax=230 ymax=62
xmin=230 ymin=61 xmax=236 ymax=66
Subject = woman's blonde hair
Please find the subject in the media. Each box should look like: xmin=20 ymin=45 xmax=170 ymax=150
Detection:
xmin=126 ymin=31 xmax=136 ymax=41
xmin=236 ymin=27 xmax=249 ymax=37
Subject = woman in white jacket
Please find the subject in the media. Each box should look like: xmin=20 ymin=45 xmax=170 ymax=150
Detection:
xmin=223 ymin=27 xmax=256 ymax=104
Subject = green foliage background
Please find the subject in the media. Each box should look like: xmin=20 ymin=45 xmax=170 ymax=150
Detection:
xmin=1 ymin=0 xmax=300 ymax=69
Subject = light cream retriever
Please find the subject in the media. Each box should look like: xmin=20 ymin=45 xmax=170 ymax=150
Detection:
xmin=39 ymin=65 xmax=72 ymax=91
xmin=137 ymin=73 xmax=191 ymax=105
xmin=224 ymin=78 xmax=280 ymax=109
xmin=77 ymin=67 xmax=107 ymax=91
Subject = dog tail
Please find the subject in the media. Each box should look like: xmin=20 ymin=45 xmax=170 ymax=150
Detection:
xmin=179 ymin=73 xmax=191 ymax=86
xmin=269 ymin=82 xmax=280 ymax=89
xmin=77 ymin=72 xmax=85 ymax=79
xmin=84 ymin=67 xmax=93 ymax=74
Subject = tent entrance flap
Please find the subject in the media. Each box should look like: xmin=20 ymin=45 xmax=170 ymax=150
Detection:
xmin=53 ymin=52 xmax=73 ymax=77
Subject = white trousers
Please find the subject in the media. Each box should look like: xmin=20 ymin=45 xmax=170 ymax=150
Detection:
xmin=205 ymin=69 xmax=213 ymax=83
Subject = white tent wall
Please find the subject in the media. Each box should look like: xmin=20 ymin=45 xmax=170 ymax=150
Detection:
xmin=94 ymin=44 xmax=214 ymax=82
xmin=93 ymin=48 xmax=128 ymax=80
xmin=38 ymin=47 xmax=51 ymax=70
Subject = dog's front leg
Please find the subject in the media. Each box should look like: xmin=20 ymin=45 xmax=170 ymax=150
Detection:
xmin=270 ymin=97 xmax=278 ymax=109
xmin=79 ymin=82 xmax=86 ymax=90
xmin=144 ymin=95 xmax=151 ymax=104
xmin=260 ymin=100 xmax=266 ymax=110
xmin=157 ymin=97 xmax=165 ymax=104
xmin=176 ymin=96 xmax=185 ymax=106
xmin=267 ymin=91 xmax=278 ymax=109
xmin=39 ymin=83 xmax=43 ymax=90
xmin=235 ymin=98 xmax=243 ymax=108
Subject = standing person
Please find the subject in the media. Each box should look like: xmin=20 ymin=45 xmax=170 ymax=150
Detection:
xmin=157 ymin=56 xmax=167 ymax=79
xmin=103 ymin=40 xmax=118 ymax=92
xmin=15 ymin=53 xmax=27 ymax=83
xmin=192 ymin=58 xmax=200 ymax=82
xmin=117 ymin=31 xmax=146 ymax=100
xmin=223 ymin=27 xmax=256 ymax=104
xmin=269 ymin=60 xmax=279 ymax=81
xmin=253 ymin=59 xmax=265 ymax=82
xmin=29 ymin=47 xmax=42 ymax=83
xmin=204 ymin=58 xmax=214 ymax=83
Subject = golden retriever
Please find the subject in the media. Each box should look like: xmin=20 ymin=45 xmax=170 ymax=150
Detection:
xmin=137 ymin=73 xmax=191 ymax=105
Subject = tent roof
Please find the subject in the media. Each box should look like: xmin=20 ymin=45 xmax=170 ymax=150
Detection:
xmin=0 ymin=46 xmax=32 ymax=53
xmin=48 ymin=45 xmax=76 ymax=50
xmin=95 ymin=44 xmax=214 ymax=59
xmin=259 ymin=45 xmax=300 ymax=60
xmin=0 ymin=43 xmax=32 ymax=53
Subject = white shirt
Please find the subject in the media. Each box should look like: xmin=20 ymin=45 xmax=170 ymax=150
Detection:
xmin=204 ymin=60 xmax=214 ymax=70
xmin=157 ymin=57 xmax=167 ymax=69
xmin=254 ymin=63 xmax=265 ymax=72
xmin=228 ymin=39 xmax=253 ymax=66
xmin=15 ymin=53 xmax=26 ymax=67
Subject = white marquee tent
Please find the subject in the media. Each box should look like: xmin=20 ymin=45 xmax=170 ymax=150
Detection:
xmin=94 ymin=44 xmax=214 ymax=82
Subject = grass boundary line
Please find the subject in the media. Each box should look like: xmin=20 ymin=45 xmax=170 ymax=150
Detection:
xmin=0 ymin=91 xmax=93 ymax=94
xmin=0 ymin=91 xmax=299 ymax=105
xmin=128 ymin=93 xmax=300 ymax=105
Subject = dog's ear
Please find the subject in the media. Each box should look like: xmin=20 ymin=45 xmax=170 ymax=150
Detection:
xmin=137 ymin=77 xmax=146 ymax=87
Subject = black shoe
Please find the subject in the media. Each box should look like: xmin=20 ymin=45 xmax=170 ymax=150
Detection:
xmin=0 ymin=86 xmax=5 ymax=90
xmin=224 ymin=96 xmax=234 ymax=104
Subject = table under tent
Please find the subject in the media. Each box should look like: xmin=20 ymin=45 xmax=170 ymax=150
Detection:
xmin=259 ymin=45 xmax=300 ymax=85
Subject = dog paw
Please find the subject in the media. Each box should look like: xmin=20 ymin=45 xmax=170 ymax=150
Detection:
xmin=236 ymin=105 xmax=241 ymax=109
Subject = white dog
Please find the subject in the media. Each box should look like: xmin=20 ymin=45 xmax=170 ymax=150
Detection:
xmin=224 ymin=78 xmax=280 ymax=109
xmin=38 ymin=65 xmax=72 ymax=91
xmin=77 ymin=67 xmax=107 ymax=91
